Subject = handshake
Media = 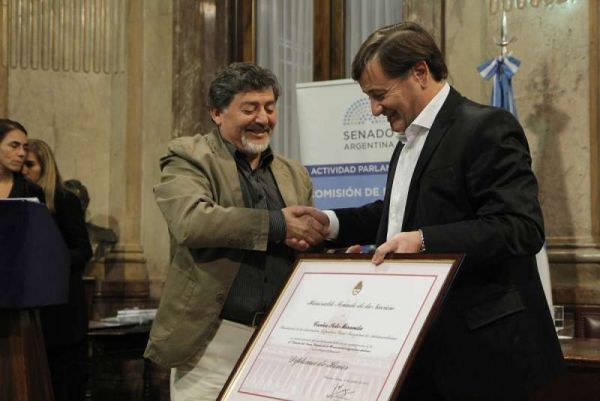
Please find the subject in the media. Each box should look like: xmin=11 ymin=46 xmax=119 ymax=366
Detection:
xmin=281 ymin=205 xmax=424 ymax=263
xmin=282 ymin=206 xmax=330 ymax=252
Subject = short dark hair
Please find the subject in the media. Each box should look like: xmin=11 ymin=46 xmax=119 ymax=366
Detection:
xmin=208 ymin=63 xmax=281 ymax=111
xmin=0 ymin=118 xmax=27 ymax=142
xmin=352 ymin=22 xmax=448 ymax=82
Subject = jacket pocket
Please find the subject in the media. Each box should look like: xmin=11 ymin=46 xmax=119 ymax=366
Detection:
xmin=150 ymin=270 xmax=197 ymax=340
xmin=464 ymin=289 xmax=525 ymax=330
xmin=422 ymin=165 xmax=455 ymax=181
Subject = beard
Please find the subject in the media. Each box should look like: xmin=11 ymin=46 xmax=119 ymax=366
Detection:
xmin=239 ymin=125 xmax=272 ymax=155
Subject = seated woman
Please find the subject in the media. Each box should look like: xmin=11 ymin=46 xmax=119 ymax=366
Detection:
xmin=0 ymin=119 xmax=44 ymax=201
xmin=22 ymin=139 xmax=92 ymax=401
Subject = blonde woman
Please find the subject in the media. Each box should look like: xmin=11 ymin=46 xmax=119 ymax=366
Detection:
xmin=22 ymin=139 xmax=92 ymax=401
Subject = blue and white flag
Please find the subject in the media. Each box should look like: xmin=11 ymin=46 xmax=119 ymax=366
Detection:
xmin=477 ymin=55 xmax=521 ymax=118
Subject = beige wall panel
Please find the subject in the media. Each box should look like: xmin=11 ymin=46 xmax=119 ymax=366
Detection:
xmin=8 ymin=69 xmax=113 ymax=228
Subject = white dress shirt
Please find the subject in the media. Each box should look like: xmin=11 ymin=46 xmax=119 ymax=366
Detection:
xmin=326 ymin=82 xmax=450 ymax=242
xmin=386 ymin=82 xmax=450 ymax=239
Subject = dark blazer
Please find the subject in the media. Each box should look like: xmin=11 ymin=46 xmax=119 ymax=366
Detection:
xmin=8 ymin=173 xmax=45 ymax=202
xmin=40 ymin=187 xmax=92 ymax=347
xmin=334 ymin=87 xmax=564 ymax=400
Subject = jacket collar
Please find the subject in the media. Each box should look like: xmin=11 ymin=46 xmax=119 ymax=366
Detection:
xmin=208 ymin=131 xmax=294 ymax=207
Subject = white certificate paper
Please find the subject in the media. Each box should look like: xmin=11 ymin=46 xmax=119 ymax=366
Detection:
xmin=219 ymin=255 xmax=461 ymax=401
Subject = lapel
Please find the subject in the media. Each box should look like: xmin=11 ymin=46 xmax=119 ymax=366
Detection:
xmin=271 ymin=157 xmax=294 ymax=207
xmin=207 ymin=131 xmax=246 ymax=207
xmin=375 ymin=140 xmax=404 ymax=245
xmin=401 ymin=87 xmax=463 ymax=230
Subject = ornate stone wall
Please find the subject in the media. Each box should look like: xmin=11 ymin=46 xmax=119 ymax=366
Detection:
xmin=0 ymin=0 xmax=176 ymax=312
xmin=2 ymin=0 xmax=597 ymax=311
xmin=446 ymin=0 xmax=600 ymax=306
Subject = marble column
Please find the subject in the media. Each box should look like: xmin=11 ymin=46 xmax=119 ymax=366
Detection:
xmin=0 ymin=66 xmax=6 ymax=117
xmin=0 ymin=5 xmax=7 ymax=116
xmin=550 ymin=1 xmax=600 ymax=306
xmin=90 ymin=0 xmax=149 ymax=316
xmin=172 ymin=0 xmax=232 ymax=138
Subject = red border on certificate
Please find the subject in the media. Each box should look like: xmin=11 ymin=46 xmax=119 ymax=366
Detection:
xmin=219 ymin=254 xmax=463 ymax=401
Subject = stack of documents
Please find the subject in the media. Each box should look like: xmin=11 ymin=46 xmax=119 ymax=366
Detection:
xmin=114 ymin=307 xmax=157 ymax=324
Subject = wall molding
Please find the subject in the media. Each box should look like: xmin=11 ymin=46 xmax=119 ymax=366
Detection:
xmin=0 ymin=0 xmax=126 ymax=73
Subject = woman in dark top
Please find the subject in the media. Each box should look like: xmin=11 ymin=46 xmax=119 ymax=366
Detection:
xmin=0 ymin=118 xmax=44 ymax=201
xmin=22 ymin=138 xmax=92 ymax=401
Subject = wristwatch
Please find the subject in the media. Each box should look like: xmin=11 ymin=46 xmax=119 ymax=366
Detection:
xmin=418 ymin=229 xmax=426 ymax=253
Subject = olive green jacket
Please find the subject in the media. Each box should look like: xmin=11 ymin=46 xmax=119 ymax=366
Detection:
xmin=144 ymin=131 xmax=313 ymax=367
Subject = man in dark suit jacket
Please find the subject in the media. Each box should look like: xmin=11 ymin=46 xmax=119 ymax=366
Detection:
xmin=322 ymin=22 xmax=564 ymax=400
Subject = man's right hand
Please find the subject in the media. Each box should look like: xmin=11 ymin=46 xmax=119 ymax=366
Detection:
xmin=282 ymin=206 xmax=329 ymax=251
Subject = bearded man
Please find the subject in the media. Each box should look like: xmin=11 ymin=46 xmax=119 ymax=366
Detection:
xmin=144 ymin=63 xmax=328 ymax=401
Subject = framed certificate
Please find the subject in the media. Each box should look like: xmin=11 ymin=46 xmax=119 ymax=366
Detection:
xmin=219 ymin=254 xmax=463 ymax=401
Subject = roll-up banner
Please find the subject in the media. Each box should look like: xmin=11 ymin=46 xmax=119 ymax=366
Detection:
xmin=297 ymin=79 xmax=397 ymax=209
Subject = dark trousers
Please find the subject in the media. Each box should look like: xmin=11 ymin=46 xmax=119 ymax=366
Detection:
xmin=396 ymin=339 xmax=531 ymax=401
xmin=46 ymin=340 xmax=87 ymax=401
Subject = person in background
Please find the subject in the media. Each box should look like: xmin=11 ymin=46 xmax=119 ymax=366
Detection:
xmin=0 ymin=118 xmax=44 ymax=201
xmin=64 ymin=179 xmax=90 ymax=212
xmin=63 ymin=178 xmax=119 ymax=259
xmin=22 ymin=138 xmax=92 ymax=401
